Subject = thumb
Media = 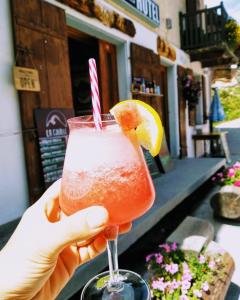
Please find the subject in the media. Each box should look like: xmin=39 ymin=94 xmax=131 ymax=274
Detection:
xmin=50 ymin=206 xmax=109 ymax=254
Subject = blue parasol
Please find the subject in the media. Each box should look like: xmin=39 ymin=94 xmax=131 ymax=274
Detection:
xmin=209 ymin=88 xmax=225 ymax=122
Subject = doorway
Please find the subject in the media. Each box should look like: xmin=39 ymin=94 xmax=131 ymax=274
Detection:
xmin=68 ymin=27 xmax=119 ymax=116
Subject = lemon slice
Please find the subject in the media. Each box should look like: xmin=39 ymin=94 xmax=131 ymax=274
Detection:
xmin=110 ymin=100 xmax=163 ymax=157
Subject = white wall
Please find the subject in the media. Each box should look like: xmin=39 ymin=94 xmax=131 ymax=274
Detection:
xmin=0 ymin=1 xmax=28 ymax=225
xmin=157 ymin=0 xmax=186 ymax=48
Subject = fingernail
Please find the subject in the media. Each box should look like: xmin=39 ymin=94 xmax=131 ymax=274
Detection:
xmin=86 ymin=206 xmax=108 ymax=229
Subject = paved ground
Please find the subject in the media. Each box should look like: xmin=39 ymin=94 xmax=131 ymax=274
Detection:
xmin=190 ymin=124 xmax=240 ymax=300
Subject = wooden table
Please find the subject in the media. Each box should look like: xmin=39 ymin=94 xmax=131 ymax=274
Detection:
xmin=192 ymin=131 xmax=231 ymax=163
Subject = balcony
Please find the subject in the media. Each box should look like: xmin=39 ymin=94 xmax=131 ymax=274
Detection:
xmin=180 ymin=2 xmax=239 ymax=67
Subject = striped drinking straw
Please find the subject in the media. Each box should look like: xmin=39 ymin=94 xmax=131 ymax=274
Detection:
xmin=88 ymin=58 xmax=102 ymax=130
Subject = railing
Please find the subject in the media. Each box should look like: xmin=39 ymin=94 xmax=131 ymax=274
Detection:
xmin=180 ymin=2 xmax=228 ymax=50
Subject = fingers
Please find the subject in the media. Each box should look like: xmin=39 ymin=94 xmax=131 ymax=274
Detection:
xmin=51 ymin=206 xmax=109 ymax=253
xmin=78 ymin=235 xmax=107 ymax=265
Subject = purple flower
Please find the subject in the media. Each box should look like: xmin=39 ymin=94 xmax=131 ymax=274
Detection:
xmin=201 ymin=281 xmax=209 ymax=291
xmin=159 ymin=243 xmax=171 ymax=253
xmin=165 ymin=263 xmax=179 ymax=274
xmin=208 ymin=260 xmax=216 ymax=270
xmin=198 ymin=255 xmax=205 ymax=264
xmin=193 ymin=289 xmax=202 ymax=298
xmin=151 ymin=277 xmax=166 ymax=292
xmin=171 ymin=242 xmax=178 ymax=251
xmin=146 ymin=254 xmax=154 ymax=262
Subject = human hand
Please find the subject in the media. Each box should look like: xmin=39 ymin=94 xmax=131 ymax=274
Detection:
xmin=0 ymin=180 xmax=131 ymax=300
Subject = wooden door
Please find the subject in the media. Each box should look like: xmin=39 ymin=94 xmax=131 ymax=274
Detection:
xmin=12 ymin=0 xmax=73 ymax=203
xmin=177 ymin=65 xmax=188 ymax=158
xmin=98 ymin=40 xmax=119 ymax=113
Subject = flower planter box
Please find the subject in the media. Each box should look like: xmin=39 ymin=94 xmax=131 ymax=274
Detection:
xmin=201 ymin=242 xmax=234 ymax=300
xmin=145 ymin=217 xmax=235 ymax=300
xmin=210 ymin=185 xmax=240 ymax=220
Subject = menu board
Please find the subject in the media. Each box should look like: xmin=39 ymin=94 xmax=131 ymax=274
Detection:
xmin=143 ymin=149 xmax=161 ymax=179
xmin=35 ymin=109 xmax=74 ymax=187
xmin=158 ymin=130 xmax=174 ymax=173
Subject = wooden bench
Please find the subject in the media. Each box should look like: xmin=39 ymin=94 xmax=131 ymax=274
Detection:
xmin=167 ymin=216 xmax=235 ymax=300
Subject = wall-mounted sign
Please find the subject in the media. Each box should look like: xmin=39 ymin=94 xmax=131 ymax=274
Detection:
xmin=13 ymin=66 xmax=40 ymax=92
xmin=114 ymin=0 xmax=160 ymax=27
xmin=35 ymin=109 xmax=74 ymax=187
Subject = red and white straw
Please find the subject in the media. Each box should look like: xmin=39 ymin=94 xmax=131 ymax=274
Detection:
xmin=88 ymin=58 xmax=102 ymax=130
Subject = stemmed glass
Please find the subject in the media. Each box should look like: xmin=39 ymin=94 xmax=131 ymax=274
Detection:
xmin=60 ymin=114 xmax=155 ymax=299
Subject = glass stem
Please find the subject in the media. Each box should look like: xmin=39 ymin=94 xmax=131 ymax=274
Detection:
xmin=106 ymin=226 xmax=123 ymax=292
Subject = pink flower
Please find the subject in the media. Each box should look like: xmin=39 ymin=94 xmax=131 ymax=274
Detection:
xmin=201 ymin=281 xmax=209 ymax=291
xmin=193 ymin=289 xmax=202 ymax=298
xmin=152 ymin=277 xmax=166 ymax=292
xmin=198 ymin=255 xmax=205 ymax=264
xmin=181 ymin=280 xmax=191 ymax=294
xmin=165 ymin=263 xmax=179 ymax=274
xmin=182 ymin=271 xmax=192 ymax=281
xmin=208 ymin=260 xmax=216 ymax=270
xmin=159 ymin=243 xmax=171 ymax=253
xmin=217 ymin=172 xmax=223 ymax=178
xmin=228 ymin=168 xmax=235 ymax=178
xmin=171 ymin=242 xmax=178 ymax=250
xmin=211 ymin=176 xmax=216 ymax=181
xmin=168 ymin=279 xmax=181 ymax=293
xmin=180 ymin=296 xmax=189 ymax=300
xmin=233 ymin=180 xmax=240 ymax=187
xmin=155 ymin=253 xmax=163 ymax=264
xmin=233 ymin=162 xmax=240 ymax=169
xmin=182 ymin=262 xmax=190 ymax=271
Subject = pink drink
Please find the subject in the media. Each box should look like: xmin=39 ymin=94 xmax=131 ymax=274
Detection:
xmin=60 ymin=116 xmax=155 ymax=225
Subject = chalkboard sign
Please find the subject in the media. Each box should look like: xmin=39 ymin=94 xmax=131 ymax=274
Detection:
xmin=35 ymin=109 xmax=74 ymax=187
xmin=143 ymin=149 xmax=161 ymax=179
xmin=158 ymin=130 xmax=174 ymax=173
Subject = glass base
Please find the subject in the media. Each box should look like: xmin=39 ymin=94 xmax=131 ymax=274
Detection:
xmin=81 ymin=269 xmax=151 ymax=300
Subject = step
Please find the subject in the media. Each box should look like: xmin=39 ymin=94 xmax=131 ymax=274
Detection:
xmin=167 ymin=216 xmax=214 ymax=254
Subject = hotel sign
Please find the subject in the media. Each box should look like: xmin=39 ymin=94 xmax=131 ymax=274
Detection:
xmin=116 ymin=0 xmax=160 ymax=27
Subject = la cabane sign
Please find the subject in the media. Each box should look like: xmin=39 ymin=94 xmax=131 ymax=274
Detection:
xmin=114 ymin=0 xmax=160 ymax=27
xmin=13 ymin=66 xmax=40 ymax=92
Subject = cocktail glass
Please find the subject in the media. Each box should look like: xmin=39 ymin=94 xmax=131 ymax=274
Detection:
xmin=60 ymin=114 xmax=155 ymax=299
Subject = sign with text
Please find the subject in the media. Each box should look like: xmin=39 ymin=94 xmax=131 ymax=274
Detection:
xmin=35 ymin=109 xmax=74 ymax=187
xmin=143 ymin=149 xmax=161 ymax=179
xmin=158 ymin=130 xmax=174 ymax=173
xmin=115 ymin=0 xmax=160 ymax=26
xmin=13 ymin=66 xmax=40 ymax=91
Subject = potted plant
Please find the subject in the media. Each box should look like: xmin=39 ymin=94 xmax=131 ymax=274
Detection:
xmin=211 ymin=161 xmax=240 ymax=219
xmin=145 ymin=242 xmax=226 ymax=299
xmin=182 ymin=72 xmax=201 ymax=110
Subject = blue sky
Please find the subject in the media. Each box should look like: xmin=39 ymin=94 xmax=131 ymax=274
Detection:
xmin=204 ymin=0 xmax=240 ymax=23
